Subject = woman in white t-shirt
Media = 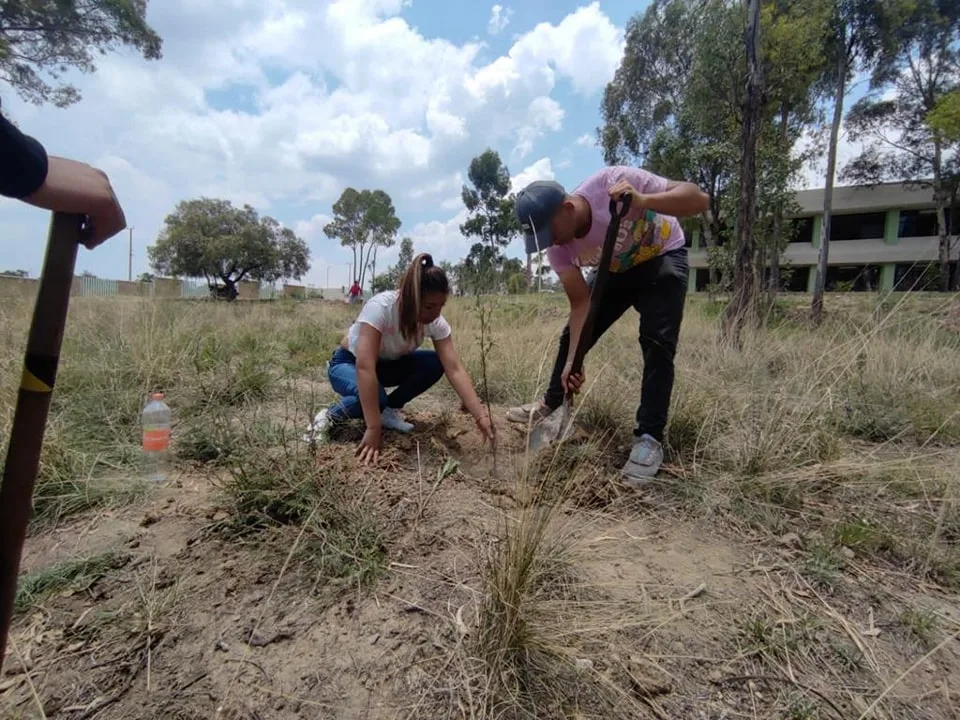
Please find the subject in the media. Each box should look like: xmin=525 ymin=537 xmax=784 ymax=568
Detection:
xmin=305 ymin=253 xmax=496 ymax=465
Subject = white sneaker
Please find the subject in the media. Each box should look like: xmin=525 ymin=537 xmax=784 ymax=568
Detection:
xmin=303 ymin=409 xmax=333 ymax=444
xmin=381 ymin=407 xmax=414 ymax=433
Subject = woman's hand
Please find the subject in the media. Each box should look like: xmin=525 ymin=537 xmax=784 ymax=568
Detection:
xmin=475 ymin=411 xmax=497 ymax=447
xmin=356 ymin=426 xmax=382 ymax=466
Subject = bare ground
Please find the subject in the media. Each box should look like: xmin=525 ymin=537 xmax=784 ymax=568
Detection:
xmin=3 ymin=401 xmax=959 ymax=720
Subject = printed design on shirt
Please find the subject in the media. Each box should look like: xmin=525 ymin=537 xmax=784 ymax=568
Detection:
xmin=574 ymin=211 xmax=672 ymax=272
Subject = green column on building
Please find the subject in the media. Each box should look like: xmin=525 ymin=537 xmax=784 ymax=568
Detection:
xmin=880 ymin=209 xmax=900 ymax=292
xmin=688 ymin=229 xmax=700 ymax=293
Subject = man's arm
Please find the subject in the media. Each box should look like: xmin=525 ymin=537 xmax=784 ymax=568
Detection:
xmin=558 ymin=267 xmax=590 ymax=374
xmin=1 ymin=106 xmax=126 ymax=249
xmin=609 ymin=168 xmax=709 ymax=218
xmin=0 ymin=112 xmax=49 ymax=199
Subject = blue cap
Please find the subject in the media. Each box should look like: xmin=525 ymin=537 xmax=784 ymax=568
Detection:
xmin=515 ymin=180 xmax=567 ymax=255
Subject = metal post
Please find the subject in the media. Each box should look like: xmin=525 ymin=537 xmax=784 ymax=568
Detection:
xmin=127 ymin=227 xmax=134 ymax=282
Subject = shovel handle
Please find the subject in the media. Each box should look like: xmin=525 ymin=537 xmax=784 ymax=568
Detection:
xmin=0 ymin=212 xmax=83 ymax=674
xmin=567 ymin=192 xmax=632 ymax=382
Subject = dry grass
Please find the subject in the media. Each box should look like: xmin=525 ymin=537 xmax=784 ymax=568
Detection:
xmin=2 ymin=290 xmax=958 ymax=719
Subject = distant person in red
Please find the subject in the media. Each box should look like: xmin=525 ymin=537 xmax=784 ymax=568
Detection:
xmin=348 ymin=280 xmax=362 ymax=304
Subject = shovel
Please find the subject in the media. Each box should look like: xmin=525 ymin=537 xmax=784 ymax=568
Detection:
xmin=528 ymin=192 xmax=633 ymax=452
xmin=0 ymin=212 xmax=84 ymax=673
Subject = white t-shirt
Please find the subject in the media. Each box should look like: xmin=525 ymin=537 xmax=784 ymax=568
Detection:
xmin=346 ymin=290 xmax=452 ymax=360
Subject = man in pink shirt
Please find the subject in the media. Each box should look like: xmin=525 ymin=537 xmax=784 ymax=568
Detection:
xmin=508 ymin=166 xmax=708 ymax=484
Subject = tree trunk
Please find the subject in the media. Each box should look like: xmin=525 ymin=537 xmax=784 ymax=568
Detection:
xmin=768 ymin=103 xmax=790 ymax=304
xmin=769 ymin=224 xmax=781 ymax=291
xmin=357 ymin=232 xmax=375 ymax=290
xmin=932 ymin=138 xmax=950 ymax=292
xmin=812 ymin=41 xmax=847 ymax=325
xmin=721 ymin=0 xmax=763 ymax=348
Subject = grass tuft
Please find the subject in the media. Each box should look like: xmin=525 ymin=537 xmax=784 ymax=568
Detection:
xmin=15 ymin=551 xmax=129 ymax=614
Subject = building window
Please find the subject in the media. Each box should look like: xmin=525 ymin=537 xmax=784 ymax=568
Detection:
xmin=782 ymin=266 xmax=809 ymax=292
xmin=898 ymin=209 xmax=949 ymax=239
xmin=788 ymin=217 xmax=814 ymax=243
xmin=829 ymin=212 xmax=886 ymax=242
xmin=894 ymin=262 xmax=953 ymax=290
xmin=695 ymin=268 xmax=711 ymax=291
xmin=825 ymin=265 xmax=881 ymax=291
xmin=761 ymin=264 xmax=809 ymax=291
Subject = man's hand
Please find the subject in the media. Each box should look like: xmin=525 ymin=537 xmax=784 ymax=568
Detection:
xmin=608 ymin=179 xmax=646 ymax=211
xmin=356 ymin=426 xmax=382 ymax=466
xmin=561 ymin=363 xmax=585 ymax=395
xmin=609 ymin=175 xmax=709 ymax=217
xmin=24 ymin=156 xmax=126 ymax=249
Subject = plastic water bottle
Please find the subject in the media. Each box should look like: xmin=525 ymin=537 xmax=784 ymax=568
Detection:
xmin=141 ymin=392 xmax=171 ymax=482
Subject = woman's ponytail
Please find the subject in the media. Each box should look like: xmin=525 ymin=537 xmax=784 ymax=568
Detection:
xmin=398 ymin=253 xmax=449 ymax=341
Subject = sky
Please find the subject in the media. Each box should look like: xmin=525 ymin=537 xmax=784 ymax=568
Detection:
xmin=0 ymin=0 xmax=868 ymax=288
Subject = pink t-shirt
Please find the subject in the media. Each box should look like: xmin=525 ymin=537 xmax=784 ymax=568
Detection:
xmin=546 ymin=166 xmax=685 ymax=275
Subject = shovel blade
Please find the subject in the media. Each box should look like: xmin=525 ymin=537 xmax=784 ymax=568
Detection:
xmin=526 ymin=403 xmax=574 ymax=452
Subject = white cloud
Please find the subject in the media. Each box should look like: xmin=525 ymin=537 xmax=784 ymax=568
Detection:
xmin=294 ymin=212 xmax=334 ymax=244
xmin=510 ymin=158 xmax=556 ymax=194
xmin=488 ymin=4 xmax=513 ymax=35
xmin=793 ymin=123 xmax=868 ymax=190
xmin=404 ymin=158 xmax=555 ymax=264
xmin=507 ymin=3 xmax=624 ymax=96
xmin=0 ymin=0 xmax=626 ymax=278
xmin=575 ymin=133 xmax=595 ymax=147
xmin=407 ymin=209 xmax=470 ymax=258
xmin=514 ymin=97 xmax=564 ymax=158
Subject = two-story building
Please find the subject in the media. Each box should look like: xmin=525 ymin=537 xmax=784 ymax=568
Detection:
xmin=687 ymin=180 xmax=957 ymax=292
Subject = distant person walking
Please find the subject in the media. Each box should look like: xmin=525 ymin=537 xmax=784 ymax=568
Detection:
xmin=348 ymin=279 xmax=362 ymax=304
xmin=306 ymin=254 xmax=496 ymax=465
xmin=508 ymin=166 xmax=708 ymax=484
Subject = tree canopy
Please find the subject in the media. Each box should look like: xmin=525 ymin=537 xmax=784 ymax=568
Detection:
xmin=149 ymin=198 xmax=310 ymax=300
xmin=0 ymin=0 xmax=163 ymax=107
xmin=459 ymin=149 xmax=521 ymax=293
xmin=842 ymin=0 xmax=960 ymax=289
xmin=601 ymin=0 xmax=827 ymax=299
xmin=324 ymin=188 xmax=401 ymax=290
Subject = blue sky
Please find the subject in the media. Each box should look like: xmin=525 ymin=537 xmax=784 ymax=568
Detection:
xmin=0 ymin=0 xmax=857 ymax=289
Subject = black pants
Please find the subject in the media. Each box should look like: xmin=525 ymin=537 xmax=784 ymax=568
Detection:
xmin=543 ymin=248 xmax=689 ymax=443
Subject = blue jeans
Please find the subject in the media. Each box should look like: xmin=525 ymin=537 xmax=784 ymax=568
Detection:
xmin=326 ymin=347 xmax=445 ymax=421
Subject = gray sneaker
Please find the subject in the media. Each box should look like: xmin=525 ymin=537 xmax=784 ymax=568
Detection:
xmin=620 ymin=434 xmax=663 ymax=488
xmin=506 ymin=401 xmax=555 ymax=424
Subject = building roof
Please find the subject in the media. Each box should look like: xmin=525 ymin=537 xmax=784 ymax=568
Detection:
xmin=793 ymin=180 xmax=936 ymax=216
